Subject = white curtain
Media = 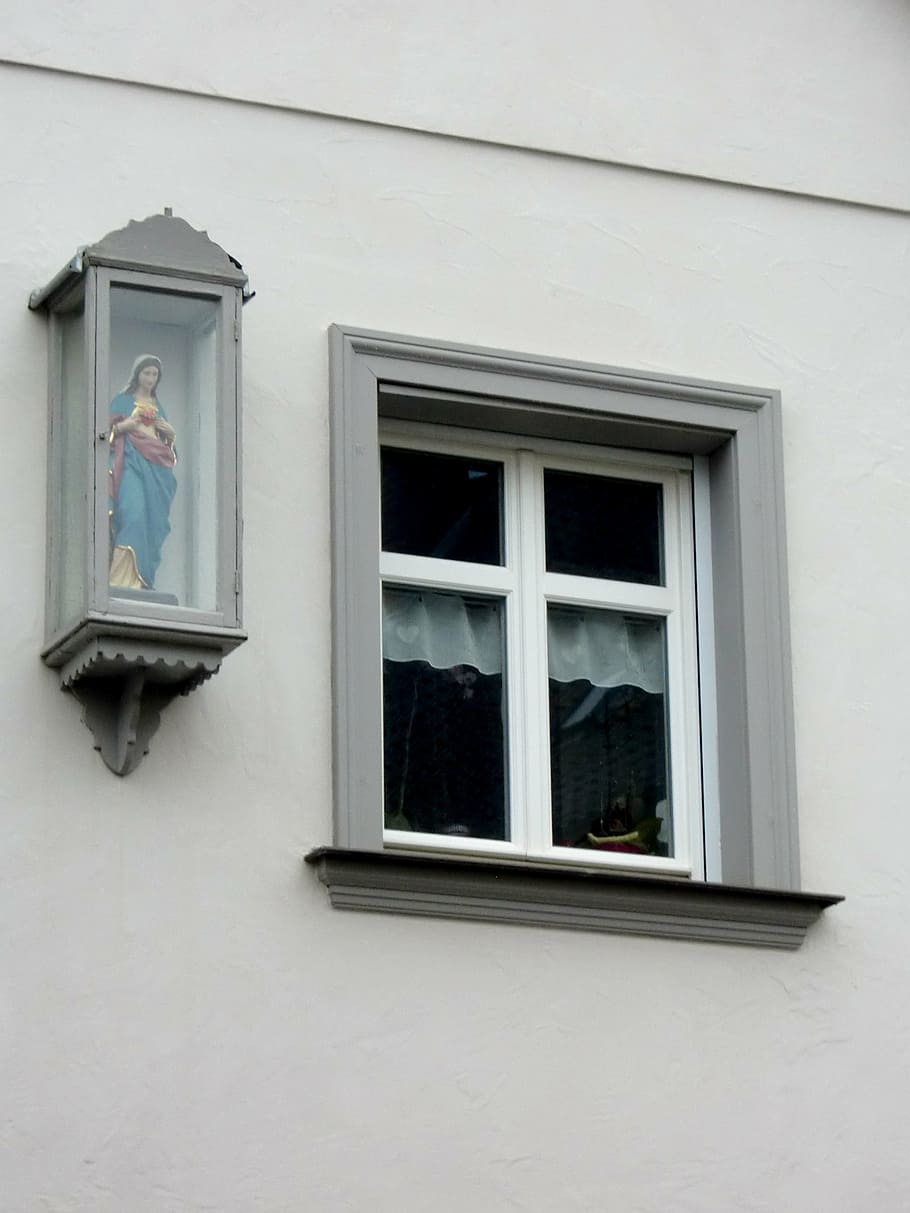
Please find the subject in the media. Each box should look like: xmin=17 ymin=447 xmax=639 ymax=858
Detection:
xmin=382 ymin=588 xmax=665 ymax=694
xmin=383 ymin=587 xmax=503 ymax=675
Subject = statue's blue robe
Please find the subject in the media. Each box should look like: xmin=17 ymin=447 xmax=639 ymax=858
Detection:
xmin=109 ymin=392 xmax=177 ymax=588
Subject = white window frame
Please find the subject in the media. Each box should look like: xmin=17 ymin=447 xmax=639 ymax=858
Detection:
xmin=379 ymin=423 xmax=704 ymax=878
xmin=327 ymin=325 xmax=802 ymax=894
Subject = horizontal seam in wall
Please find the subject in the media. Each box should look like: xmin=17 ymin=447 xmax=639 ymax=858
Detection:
xmin=2 ymin=56 xmax=909 ymax=220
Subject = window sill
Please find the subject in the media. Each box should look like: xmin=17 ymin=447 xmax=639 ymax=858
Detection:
xmin=305 ymin=847 xmax=842 ymax=949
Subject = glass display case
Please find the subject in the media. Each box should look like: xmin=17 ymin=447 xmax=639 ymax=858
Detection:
xmin=30 ymin=212 xmax=250 ymax=773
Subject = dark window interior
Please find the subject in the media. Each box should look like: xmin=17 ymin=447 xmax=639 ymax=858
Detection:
xmin=549 ymin=681 xmax=670 ymax=856
xmin=544 ymin=469 xmax=663 ymax=584
xmin=381 ymin=446 xmax=504 ymax=565
xmin=383 ymin=659 xmax=507 ymax=840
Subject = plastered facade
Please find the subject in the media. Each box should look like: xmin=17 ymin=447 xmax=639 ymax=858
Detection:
xmin=1 ymin=6 xmax=909 ymax=1210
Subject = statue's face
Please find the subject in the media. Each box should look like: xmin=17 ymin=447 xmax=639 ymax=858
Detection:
xmin=138 ymin=364 xmax=160 ymax=392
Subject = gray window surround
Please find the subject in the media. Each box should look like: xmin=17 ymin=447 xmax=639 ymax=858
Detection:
xmin=318 ymin=324 xmax=842 ymax=945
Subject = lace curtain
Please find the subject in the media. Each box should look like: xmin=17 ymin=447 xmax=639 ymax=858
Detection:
xmin=382 ymin=588 xmax=665 ymax=694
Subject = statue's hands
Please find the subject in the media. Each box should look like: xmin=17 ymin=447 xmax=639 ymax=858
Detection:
xmin=113 ymin=417 xmax=142 ymax=437
xmin=156 ymin=419 xmax=176 ymax=444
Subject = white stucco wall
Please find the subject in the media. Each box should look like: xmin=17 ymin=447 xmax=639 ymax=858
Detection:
xmin=3 ymin=0 xmax=910 ymax=209
xmin=1 ymin=15 xmax=909 ymax=1212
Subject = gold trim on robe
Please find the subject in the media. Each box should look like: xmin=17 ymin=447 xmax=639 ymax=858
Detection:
xmin=109 ymin=545 xmax=147 ymax=589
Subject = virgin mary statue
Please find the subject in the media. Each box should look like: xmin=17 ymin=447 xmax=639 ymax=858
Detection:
xmin=108 ymin=354 xmax=177 ymax=591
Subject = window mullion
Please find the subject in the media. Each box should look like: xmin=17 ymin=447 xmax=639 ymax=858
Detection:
xmin=499 ymin=451 xmax=525 ymax=853
xmin=514 ymin=451 xmax=551 ymax=857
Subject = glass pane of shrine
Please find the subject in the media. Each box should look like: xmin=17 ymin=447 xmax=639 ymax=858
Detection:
xmin=54 ymin=299 xmax=88 ymax=635
xmin=107 ymin=285 xmax=219 ymax=612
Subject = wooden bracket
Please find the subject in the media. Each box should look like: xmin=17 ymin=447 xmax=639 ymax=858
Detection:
xmin=58 ymin=635 xmax=223 ymax=775
xmin=70 ymin=671 xmax=178 ymax=775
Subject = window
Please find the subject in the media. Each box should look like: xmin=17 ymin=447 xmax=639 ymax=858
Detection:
xmin=310 ymin=328 xmax=842 ymax=946
xmin=379 ymin=431 xmax=702 ymax=878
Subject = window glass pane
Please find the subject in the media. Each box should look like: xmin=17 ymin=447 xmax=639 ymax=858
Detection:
xmin=382 ymin=586 xmax=508 ymax=840
xmin=548 ymin=605 xmax=672 ymax=857
xmin=56 ymin=302 xmax=87 ymax=634
xmin=544 ymin=469 xmax=663 ymax=584
xmin=381 ymin=447 xmax=503 ymax=565
xmin=108 ymin=285 xmax=219 ymax=612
